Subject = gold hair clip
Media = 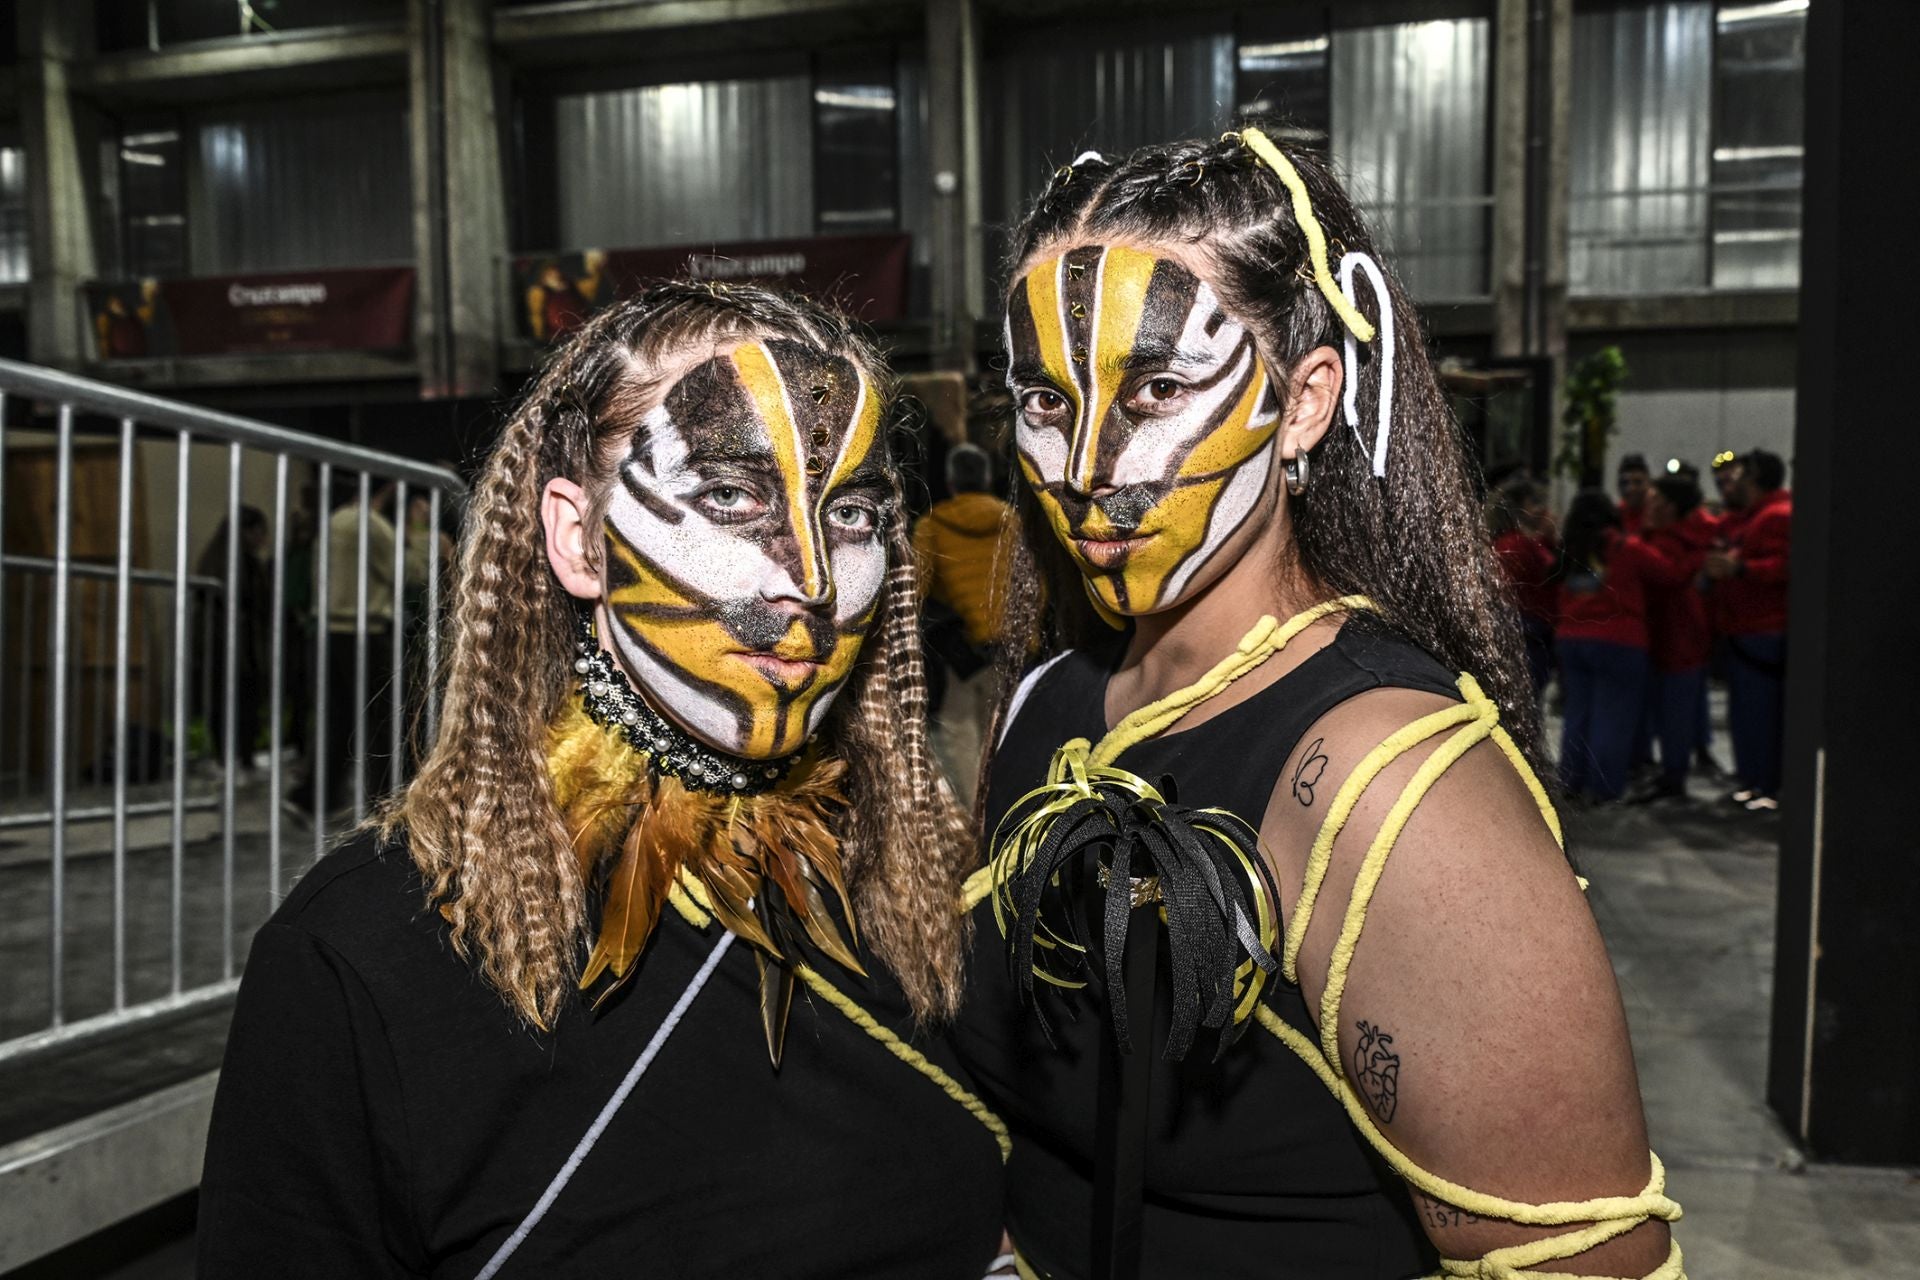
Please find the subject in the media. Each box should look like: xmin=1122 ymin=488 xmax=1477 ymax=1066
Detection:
xmin=1053 ymin=165 xmax=1074 ymax=186
xmin=1233 ymin=128 xmax=1377 ymax=344
xmin=1183 ymin=159 xmax=1207 ymax=186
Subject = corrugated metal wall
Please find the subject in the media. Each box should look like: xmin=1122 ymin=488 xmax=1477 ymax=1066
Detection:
xmin=552 ymin=77 xmax=814 ymax=249
xmin=1332 ymin=18 xmax=1492 ymax=302
xmin=187 ymin=91 xmax=413 ymax=275
xmin=982 ymin=23 xmax=1236 ymax=272
xmin=1569 ymin=2 xmax=1713 ymax=295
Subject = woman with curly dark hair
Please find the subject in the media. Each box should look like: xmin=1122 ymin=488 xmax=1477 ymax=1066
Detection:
xmin=955 ymin=130 xmax=1683 ymax=1280
xmin=199 ymin=283 xmax=1006 ymax=1278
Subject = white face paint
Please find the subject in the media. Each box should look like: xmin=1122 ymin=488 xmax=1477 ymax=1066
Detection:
xmin=601 ymin=340 xmax=889 ymax=758
xmin=1005 ymin=243 xmax=1281 ymax=616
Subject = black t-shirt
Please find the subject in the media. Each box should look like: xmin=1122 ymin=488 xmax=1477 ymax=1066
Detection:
xmin=199 ymin=831 xmax=1005 ymax=1279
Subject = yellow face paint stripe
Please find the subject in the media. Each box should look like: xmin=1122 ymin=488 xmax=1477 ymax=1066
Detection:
xmin=1024 ymin=255 xmax=1073 ymax=416
xmin=1075 ymin=246 xmax=1156 ymax=492
xmin=1176 ymin=360 xmax=1276 ymax=482
xmin=732 ymin=342 xmax=826 ymax=599
xmin=819 ymin=371 xmax=880 ymax=517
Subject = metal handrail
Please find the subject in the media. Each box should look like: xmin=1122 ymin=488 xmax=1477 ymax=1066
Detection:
xmin=0 ymin=356 xmax=461 ymax=493
xmin=0 ymin=357 xmax=465 ymax=1068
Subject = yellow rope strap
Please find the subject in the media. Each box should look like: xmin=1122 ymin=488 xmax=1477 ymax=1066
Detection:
xmin=668 ymin=877 xmax=1011 ymax=1163
xmin=1092 ymin=594 xmax=1372 ymax=768
xmin=1234 ymin=128 xmax=1377 ymax=343
xmin=790 ymin=965 xmax=1012 ymax=1163
xmin=1261 ymin=676 xmax=1683 ymax=1279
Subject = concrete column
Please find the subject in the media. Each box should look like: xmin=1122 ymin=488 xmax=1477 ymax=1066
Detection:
xmin=16 ymin=4 xmax=98 ymax=369
xmin=924 ymin=0 xmax=983 ymax=374
xmin=1766 ymin=0 xmax=1920 ymax=1166
xmin=1490 ymin=0 xmax=1571 ymax=487
xmin=410 ymin=0 xmax=506 ymax=399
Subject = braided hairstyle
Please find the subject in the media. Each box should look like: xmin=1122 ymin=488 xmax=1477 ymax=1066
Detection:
xmin=391 ymin=281 xmax=970 ymax=1026
xmin=986 ymin=131 xmax=1542 ymax=788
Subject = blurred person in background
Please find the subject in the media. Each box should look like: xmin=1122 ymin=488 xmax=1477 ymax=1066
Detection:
xmin=913 ymin=441 xmax=1012 ymax=798
xmin=1556 ymin=489 xmax=1661 ymax=802
xmin=197 ymin=506 xmax=272 ymax=774
xmin=1487 ymin=471 xmax=1558 ymax=700
xmin=1633 ymin=473 xmax=1716 ymax=802
xmin=1617 ymin=452 xmax=1651 ymax=535
xmin=1706 ymin=448 xmax=1792 ymax=811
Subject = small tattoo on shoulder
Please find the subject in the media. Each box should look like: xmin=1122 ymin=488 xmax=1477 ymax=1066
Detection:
xmin=1415 ymin=1191 xmax=1480 ymax=1231
xmin=1354 ymin=1019 xmax=1400 ymax=1123
xmin=1292 ymin=737 xmax=1329 ymax=807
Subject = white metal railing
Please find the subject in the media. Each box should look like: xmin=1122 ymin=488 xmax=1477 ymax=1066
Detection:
xmin=0 ymin=357 xmax=464 ymax=1064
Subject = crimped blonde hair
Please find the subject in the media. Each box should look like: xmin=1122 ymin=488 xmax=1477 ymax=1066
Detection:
xmin=388 ymin=283 xmax=969 ymax=1026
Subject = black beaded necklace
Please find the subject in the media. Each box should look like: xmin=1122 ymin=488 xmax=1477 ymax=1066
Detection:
xmin=572 ymin=615 xmax=805 ymax=797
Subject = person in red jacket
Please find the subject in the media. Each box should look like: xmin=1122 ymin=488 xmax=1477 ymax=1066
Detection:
xmin=1617 ymin=453 xmax=1651 ymax=536
xmin=1706 ymin=449 xmax=1791 ymax=810
xmin=1555 ymin=489 xmax=1664 ymax=802
xmin=1633 ymin=474 xmax=1717 ymax=802
xmin=1488 ymin=473 xmax=1558 ymax=699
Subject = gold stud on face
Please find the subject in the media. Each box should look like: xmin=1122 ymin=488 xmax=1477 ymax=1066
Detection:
xmin=1072 ymin=346 xmax=1088 ymax=364
xmin=1070 ymin=302 xmax=1087 ymax=320
xmin=1066 ymin=261 xmax=1086 ymax=280
xmin=809 ymin=382 xmax=831 ymax=405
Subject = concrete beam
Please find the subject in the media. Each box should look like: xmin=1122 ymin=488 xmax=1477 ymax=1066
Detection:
xmin=0 ymin=1071 xmax=218 ymax=1271
xmin=495 ymin=0 xmax=917 ymax=49
xmin=17 ymin=3 xmax=99 ymax=370
xmin=84 ymin=352 xmax=420 ymax=390
xmin=411 ymin=0 xmax=506 ymax=399
xmin=1568 ymin=290 xmax=1798 ymax=334
xmin=72 ymin=26 xmax=409 ymax=104
xmin=924 ymin=0 xmax=984 ymax=373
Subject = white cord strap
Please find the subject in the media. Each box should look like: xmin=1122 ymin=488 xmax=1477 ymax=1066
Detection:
xmin=1338 ymin=251 xmax=1396 ymax=478
xmin=474 ymin=930 xmax=737 ymax=1279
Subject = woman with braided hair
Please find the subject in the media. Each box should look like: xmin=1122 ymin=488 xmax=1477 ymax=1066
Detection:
xmin=955 ymin=133 xmax=1682 ymax=1279
xmin=199 ymin=283 xmax=1006 ymax=1278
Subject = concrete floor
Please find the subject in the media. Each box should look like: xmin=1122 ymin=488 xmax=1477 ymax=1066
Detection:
xmin=1575 ymin=784 xmax=1920 ymax=1279
xmin=5 ymin=761 xmax=1919 ymax=1277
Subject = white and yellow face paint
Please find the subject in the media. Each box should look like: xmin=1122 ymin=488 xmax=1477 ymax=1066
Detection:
xmin=602 ymin=339 xmax=887 ymax=758
xmin=1005 ymin=244 xmax=1281 ymax=616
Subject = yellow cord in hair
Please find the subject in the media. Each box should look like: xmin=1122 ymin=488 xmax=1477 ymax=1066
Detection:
xmin=1235 ymin=128 xmax=1377 ymax=343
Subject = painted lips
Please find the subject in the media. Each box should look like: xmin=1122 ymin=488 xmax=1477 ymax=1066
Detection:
xmin=733 ymin=651 xmax=823 ymax=688
xmin=1074 ymin=533 xmax=1155 ymax=570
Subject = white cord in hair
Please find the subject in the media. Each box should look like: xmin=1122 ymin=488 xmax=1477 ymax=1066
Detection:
xmin=1070 ymin=150 xmax=1105 ymax=167
xmin=1337 ymin=252 xmax=1395 ymax=478
xmin=473 ymin=930 xmax=737 ymax=1279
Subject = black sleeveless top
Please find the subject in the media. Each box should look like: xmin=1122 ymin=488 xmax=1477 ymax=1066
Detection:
xmin=200 ymin=831 xmax=1006 ymax=1279
xmin=950 ymin=619 xmax=1462 ymax=1280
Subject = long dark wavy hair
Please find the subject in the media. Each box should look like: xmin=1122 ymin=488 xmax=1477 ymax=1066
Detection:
xmin=389 ymin=282 xmax=968 ymax=1026
xmin=984 ymin=129 xmax=1542 ymax=783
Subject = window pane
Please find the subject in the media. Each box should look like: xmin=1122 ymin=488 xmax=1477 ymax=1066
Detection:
xmin=552 ymin=77 xmax=815 ymax=248
xmin=1332 ymin=17 xmax=1493 ymax=301
xmin=1712 ymin=1 xmax=1805 ymax=289
xmin=1569 ymin=2 xmax=1713 ymax=295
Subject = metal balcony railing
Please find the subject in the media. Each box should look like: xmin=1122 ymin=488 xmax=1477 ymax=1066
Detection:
xmin=0 ymin=357 xmax=465 ymax=1065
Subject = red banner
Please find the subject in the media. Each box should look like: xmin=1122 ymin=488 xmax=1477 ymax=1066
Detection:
xmin=87 ymin=267 xmax=416 ymax=360
xmin=510 ymin=234 xmax=911 ymax=345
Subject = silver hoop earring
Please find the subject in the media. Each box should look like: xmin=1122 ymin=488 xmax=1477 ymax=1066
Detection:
xmin=1284 ymin=452 xmax=1310 ymax=497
